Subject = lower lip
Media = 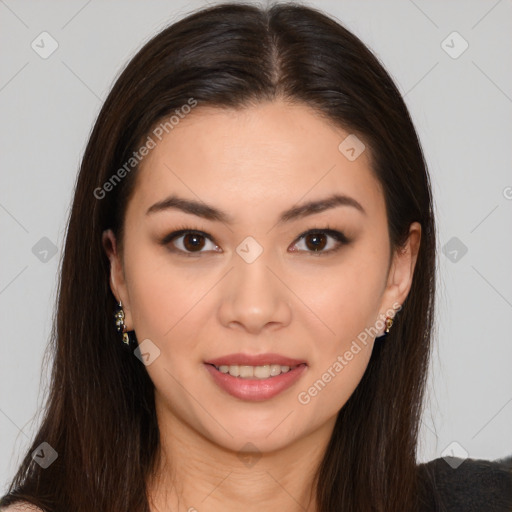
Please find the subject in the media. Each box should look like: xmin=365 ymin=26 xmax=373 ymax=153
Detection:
xmin=204 ymin=363 xmax=308 ymax=401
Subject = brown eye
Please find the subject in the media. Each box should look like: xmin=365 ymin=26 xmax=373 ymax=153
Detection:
xmin=303 ymin=232 xmax=328 ymax=252
xmin=182 ymin=233 xmax=206 ymax=252
xmin=162 ymin=229 xmax=219 ymax=256
xmin=291 ymin=228 xmax=349 ymax=255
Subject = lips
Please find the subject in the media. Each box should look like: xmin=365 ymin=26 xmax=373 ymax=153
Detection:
xmin=204 ymin=352 xmax=307 ymax=367
xmin=204 ymin=362 xmax=308 ymax=401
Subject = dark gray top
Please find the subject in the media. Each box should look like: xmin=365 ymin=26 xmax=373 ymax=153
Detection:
xmin=417 ymin=454 xmax=512 ymax=511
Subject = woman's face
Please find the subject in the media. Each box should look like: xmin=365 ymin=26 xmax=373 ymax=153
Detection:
xmin=104 ymin=100 xmax=420 ymax=454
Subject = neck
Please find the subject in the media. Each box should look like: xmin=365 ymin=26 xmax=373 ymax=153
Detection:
xmin=146 ymin=396 xmax=336 ymax=512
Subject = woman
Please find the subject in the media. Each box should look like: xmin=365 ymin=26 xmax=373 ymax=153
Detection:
xmin=1 ymin=2 xmax=510 ymax=511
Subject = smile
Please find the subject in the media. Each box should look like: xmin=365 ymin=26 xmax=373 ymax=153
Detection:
xmin=204 ymin=363 xmax=308 ymax=401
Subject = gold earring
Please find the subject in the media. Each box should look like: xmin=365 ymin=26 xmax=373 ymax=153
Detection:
xmin=376 ymin=315 xmax=394 ymax=340
xmin=385 ymin=316 xmax=394 ymax=333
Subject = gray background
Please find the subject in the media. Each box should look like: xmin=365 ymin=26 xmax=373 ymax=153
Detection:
xmin=1 ymin=0 xmax=511 ymax=492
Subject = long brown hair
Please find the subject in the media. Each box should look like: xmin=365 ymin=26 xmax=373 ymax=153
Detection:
xmin=1 ymin=2 xmax=436 ymax=511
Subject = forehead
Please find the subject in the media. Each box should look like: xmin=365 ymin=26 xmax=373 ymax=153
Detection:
xmin=128 ymin=101 xmax=384 ymax=223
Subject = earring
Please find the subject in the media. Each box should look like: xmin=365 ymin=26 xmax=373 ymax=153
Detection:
xmin=376 ymin=316 xmax=394 ymax=340
xmin=114 ymin=301 xmax=137 ymax=348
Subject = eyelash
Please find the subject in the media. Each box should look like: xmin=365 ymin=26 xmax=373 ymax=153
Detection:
xmin=160 ymin=224 xmax=350 ymax=258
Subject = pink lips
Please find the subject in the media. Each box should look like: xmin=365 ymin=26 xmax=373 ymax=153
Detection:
xmin=203 ymin=353 xmax=308 ymax=401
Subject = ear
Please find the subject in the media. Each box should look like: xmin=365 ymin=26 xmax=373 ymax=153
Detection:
xmin=379 ymin=221 xmax=422 ymax=324
xmin=102 ymin=229 xmax=133 ymax=329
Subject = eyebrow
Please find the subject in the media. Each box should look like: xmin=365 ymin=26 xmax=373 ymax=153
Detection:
xmin=146 ymin=193 xmax=366 ymax=225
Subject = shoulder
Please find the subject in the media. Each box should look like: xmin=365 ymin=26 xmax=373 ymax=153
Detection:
xmin=417 ymin=454 xmax=512 ymax=511
xmin=0 ymin=503 xmax=44 ymax=512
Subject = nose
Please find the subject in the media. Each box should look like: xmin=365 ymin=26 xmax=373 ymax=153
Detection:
xmin=217 ymin=251 xmax=292 ymax=335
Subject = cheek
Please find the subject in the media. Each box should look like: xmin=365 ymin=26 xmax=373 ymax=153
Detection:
xmin=123 ymin=242 xmax=222 ymax=365
xmin=291 ymin=241 xmax=387 ymax=405
xmin=123 ymin=242 xmax=187 ymax=340
xmin=299 ymin=342 xmax=373 ymax=417
xmin=294 ymin=251 xmax=387 ymax=337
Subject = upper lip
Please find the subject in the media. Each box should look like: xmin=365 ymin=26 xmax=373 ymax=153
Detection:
xmin=204 ymin=353 xmax=307 ymax=367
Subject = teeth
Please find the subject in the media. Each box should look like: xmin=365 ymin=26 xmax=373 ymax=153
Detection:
xmin=216 ymin=364 xmax=296 ymax=379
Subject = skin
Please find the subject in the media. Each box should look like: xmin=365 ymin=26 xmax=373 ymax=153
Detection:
xmin=103 ymin=100 xmax=421 ymax=512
